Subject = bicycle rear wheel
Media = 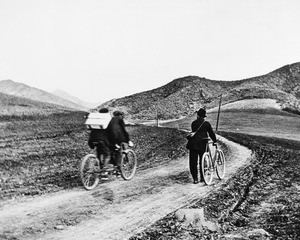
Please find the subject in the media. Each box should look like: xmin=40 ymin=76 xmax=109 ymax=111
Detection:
xmin=80 ymin=154 xmax=100 ymax=190
xmin=120 ymin=149 xmax=137 ymax=180
xmin=216 ymin=149 xmax=226 ymax=179
xmin=201 ymin=152 xmax=213 ymax=185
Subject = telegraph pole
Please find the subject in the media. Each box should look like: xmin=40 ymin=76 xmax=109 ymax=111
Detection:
xmin=216 ymin=93 xmax=222 ymax=132
xmin=156 ymin=107 xmax=159 ymax=127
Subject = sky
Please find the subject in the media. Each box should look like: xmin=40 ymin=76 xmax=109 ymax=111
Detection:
xmin=0 ymin=0 xmax=300 ymax=103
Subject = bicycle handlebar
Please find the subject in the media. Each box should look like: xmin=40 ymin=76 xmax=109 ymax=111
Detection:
xmin=115 ymin=142 xmax=134 ymax=150
xmin=203 ymin=138 xmax=219 ymax=143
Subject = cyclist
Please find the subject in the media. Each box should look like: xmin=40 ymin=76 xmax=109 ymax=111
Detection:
xmin=106 ymin=110 xmax=133 ymax=167
xmin=187 ymin=108 xmax=217 ymax=184
xmin=87 ymin=108 xmax=114 ymax=171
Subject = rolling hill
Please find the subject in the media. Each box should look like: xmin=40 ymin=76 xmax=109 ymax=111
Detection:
xmin=163 ymin=98 xmax=300 ymax=142
xmin=0 ymin=80 xmax=87 ymax=111
xmin=0 ymin=92 xmax=80 ymax=118
xmin=98 ymin=62 xmax=300 ymax=120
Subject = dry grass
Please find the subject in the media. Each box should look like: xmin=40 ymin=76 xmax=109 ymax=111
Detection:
xmin=0 ymin=92 xmax=78 ymax=118
xmin=162 ymin=105 xmax=300 ymax=142
xmin=208 ymin=98 xmax=282 ymax=112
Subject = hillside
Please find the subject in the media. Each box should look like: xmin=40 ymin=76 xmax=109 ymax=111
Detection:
xmin=161 ymin=98 xmax=300 ymax=142
xmin=98 ymin=62 xmax=300 ymax=120
xmin=0 ymin=80 xmax=87 ymax=111
xmin=0 ymin=92 xmax=80 ymax=118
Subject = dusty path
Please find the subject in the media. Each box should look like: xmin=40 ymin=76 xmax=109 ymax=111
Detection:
xmin=0 ymin=136 xmax=253 ymax=240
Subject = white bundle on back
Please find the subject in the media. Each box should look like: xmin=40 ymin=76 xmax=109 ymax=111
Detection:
xmin=85 ymin=112 xmax=111 ymax=129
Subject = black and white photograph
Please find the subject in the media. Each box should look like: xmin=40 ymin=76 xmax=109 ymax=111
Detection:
xmin=0 ymin=0 xmax=299 ymax=239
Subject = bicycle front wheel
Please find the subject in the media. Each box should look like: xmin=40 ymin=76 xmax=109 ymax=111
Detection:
xmin=201 ymin=152 xmax=213 ymax=185
xmin=120 ymin=149 xmax=137 ymax=180
xmin=216 ymin=149 xmax=226 ymax=180
xmin=80 ymin=154 xmax=100 ymax=190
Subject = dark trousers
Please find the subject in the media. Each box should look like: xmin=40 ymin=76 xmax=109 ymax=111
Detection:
xmin=189 ymin=146 xmax=206 ymax=181
xmin=96 ymin=141 xmax=111 ymax=168
xmin=106 ymin=145 xmax=121 ymax=167
xmin=112 ymin=151 xmax=121 ymax=167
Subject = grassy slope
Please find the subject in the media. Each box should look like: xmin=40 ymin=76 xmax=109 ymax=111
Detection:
xmin=0 ymin=80 xmax=87 ymax=111
xmin=161 ymin=99 xmax=300 ymax=142
xmin=0 ymin=92 xmax=77 ymax=118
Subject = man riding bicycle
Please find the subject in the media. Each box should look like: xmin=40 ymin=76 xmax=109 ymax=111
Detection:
xmin=87 ymin=108 xmax=114 ymax=171
xmin=106 ymin=110 xmax=133 ymax=167
xmin=81 ymin=109 xmax=137 ymax=189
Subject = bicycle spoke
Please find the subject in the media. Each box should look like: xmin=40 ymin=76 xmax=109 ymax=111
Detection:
xmin=201 ymin=152 xmax=213 ymax=185
xmin=216 ymin=150 xmax=226 ymax=180
xmin=80 ymin=154 xmax=100 ymax=190
xmin=120 ymin=150 xmax=137 ymax=180
xmin=84 ymin=175 xmax=92 ymax=186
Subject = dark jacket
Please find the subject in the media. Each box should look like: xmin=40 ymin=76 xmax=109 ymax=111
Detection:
xmin=188 ymin=118 xmax=217 ymax=150
xmin=88 ymin=129 xmax=109 ymax=149
xmin=106 ymin=116 xmax=130 ymax=145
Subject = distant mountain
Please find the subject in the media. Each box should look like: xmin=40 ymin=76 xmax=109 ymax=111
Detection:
xmin=51 ymin=89 xmax=98 ymax=109
xmin=98 ymin=62 xmax=300 ymax=120
xmin=0 ymin=92 xmax=77 ymax=117
xmin=0 ymin=80 xmax=87 ymax=111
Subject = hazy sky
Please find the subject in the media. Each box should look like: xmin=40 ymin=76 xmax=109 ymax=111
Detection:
xmin=0 ymin=0 xmax=299 ymax=103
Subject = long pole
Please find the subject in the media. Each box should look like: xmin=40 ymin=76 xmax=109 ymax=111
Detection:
xmin=156 ymin=107 xmax=159 ymax=127
xmin=216 ymin=93 xmax=222 ymax=132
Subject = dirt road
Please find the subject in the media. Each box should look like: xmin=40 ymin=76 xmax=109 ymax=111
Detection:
xmin=0 ymin=136 xmax=253 ymax=240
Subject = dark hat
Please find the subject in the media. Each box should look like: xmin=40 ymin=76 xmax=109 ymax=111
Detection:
xmin=99 ymin=108 xmax=109 ymax=113
xmin=113 ymin=110 xmax=124 ymax=117
xmin=197 ymin=108 xmax=207 ymax=117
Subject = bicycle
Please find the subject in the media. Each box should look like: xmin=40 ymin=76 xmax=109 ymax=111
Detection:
xmin=201 ymin=138 xmax=226 ymax=185
xmin=80 ymin=142 xmax=137 ymax=190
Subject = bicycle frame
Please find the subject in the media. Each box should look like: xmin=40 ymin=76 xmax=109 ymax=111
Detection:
xmin=204 ymin=140 xmax=218 ymax=169
xmin=92 ymin=142 xmax=126 ymax=168
xmin=201 ymin=138 xmax=226 ymax=185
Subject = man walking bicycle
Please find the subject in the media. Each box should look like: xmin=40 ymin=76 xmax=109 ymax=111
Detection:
xmin=186 ymin=108 xmax=217 ymax=184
